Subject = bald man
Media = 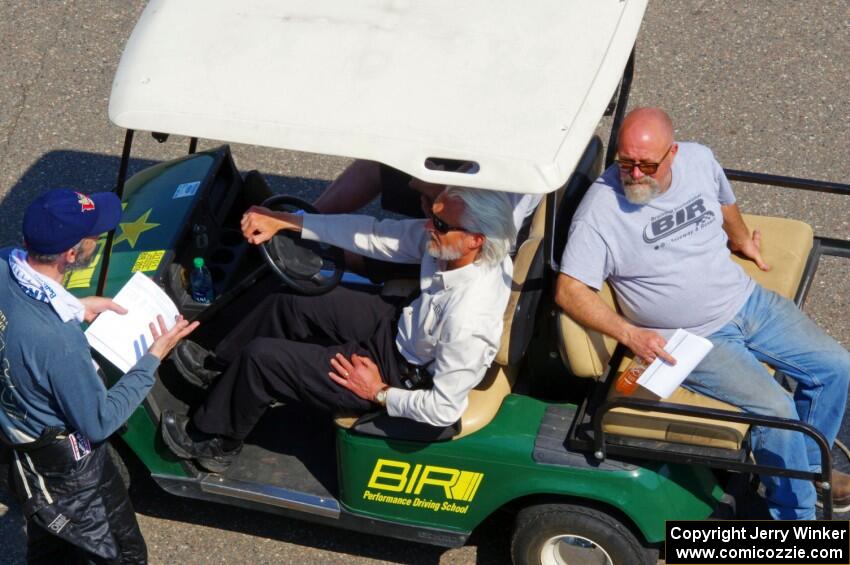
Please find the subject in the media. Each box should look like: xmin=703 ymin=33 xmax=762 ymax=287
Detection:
xmin=555 ymin=107 xmax=850 ymax=520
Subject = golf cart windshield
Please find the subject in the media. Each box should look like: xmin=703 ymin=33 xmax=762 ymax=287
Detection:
xmin=109 ymin=0 xmax=646 ymax=194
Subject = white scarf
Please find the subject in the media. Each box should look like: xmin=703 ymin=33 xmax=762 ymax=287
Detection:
xmin=9 ymin=249 xmax=86 ymax=323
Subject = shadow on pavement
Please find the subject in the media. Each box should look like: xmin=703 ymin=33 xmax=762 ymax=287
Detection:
xmin=0 ymin=477 xmax=27 ymax=565
xmin=0 ymin=148 xmax=331 ymax=249
xmin=0 ymin=150 xmax=155 ymax=249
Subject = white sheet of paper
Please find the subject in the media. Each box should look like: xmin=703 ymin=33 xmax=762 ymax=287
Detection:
xmin=636 ymin=328 xmax=714 ymax=398
xmin=85 ymin=272 xmax=180 ymax=372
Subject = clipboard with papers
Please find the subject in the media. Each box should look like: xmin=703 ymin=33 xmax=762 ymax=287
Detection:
xmin=85 ymin=272 xmax=180 ymax=372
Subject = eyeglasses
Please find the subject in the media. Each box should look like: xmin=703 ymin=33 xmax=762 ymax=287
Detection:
xmin=615 ymin=145 xmax=673 ymax=175
xmin=429 ymin=211 xmax=469 ymax=234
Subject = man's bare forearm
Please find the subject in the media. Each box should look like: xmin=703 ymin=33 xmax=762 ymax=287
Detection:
xmin=720 ymin=203 xmax=770 ymax=270
xmin=554 ymin=273 xmax=676 ymax=364
xmin=720 ymin=203 xmax=751 ymax=250
xmin=241 ymin=206 xmax=303 ymax=245
xmin=313 ymin=160 xmax=382 ymax=214
xmin=555 ymin=273 xmax=632 ymax=343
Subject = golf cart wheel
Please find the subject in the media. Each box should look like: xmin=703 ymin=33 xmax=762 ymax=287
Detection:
xmin=108 ymin=440 xmax=132 ymax=491
xmin=511 ymin=503 xmax=653 ymax=565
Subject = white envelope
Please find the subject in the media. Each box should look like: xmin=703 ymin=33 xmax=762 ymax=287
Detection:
xmin=636 ymin=328 xmax=714 ymax=398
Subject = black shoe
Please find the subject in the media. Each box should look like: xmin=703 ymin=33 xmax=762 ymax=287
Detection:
xmin=171 ymin=341 xmax=223 ymax=389
xmin=160 ymin=411 xmax=241 ymax=474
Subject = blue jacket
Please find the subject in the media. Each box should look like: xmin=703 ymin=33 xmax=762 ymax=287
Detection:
xmin=0 ymin=249 xmax=159 ymax=443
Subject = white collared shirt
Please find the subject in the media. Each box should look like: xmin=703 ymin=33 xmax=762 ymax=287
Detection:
xmin=302 ymin=215 xmax=512 ymax=427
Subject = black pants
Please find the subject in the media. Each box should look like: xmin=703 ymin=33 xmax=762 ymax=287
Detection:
xmin=193 ymin=287 xmax=409 ymax=440
xmin=10 ymin=440 xmax=146 ymax=564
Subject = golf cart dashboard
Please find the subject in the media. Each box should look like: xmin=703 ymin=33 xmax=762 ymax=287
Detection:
xmin=108 ymin=145 xmax=262 ymax=317
xmin=166 ymin=145 xmax=268 ymax=316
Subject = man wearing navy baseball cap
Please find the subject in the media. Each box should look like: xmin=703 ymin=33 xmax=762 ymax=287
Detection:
xmin=24 ymin=188 xmax=122 ymax=254
xmin=1 ymin=188 xmax=198 ymax=563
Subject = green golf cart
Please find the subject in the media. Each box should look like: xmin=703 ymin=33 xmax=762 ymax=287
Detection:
xmin=67 ymin=1 xmax=850 ymax=563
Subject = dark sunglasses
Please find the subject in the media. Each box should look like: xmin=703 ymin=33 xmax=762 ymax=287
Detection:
xmin=615 ymin=144 xmax=673 ymax=175
xmin=430 ymin=211 xmax=469 ymax=234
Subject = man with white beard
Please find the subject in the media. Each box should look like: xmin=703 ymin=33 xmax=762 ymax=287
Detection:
xmin=162 ymin=187 xmax=515 ymax=472
xmin=555 ymin=107 xmax=850 ymax=519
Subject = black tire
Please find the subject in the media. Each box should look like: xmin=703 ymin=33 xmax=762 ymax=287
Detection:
xmin=108 ymin=440 xmax=132 ymax=491
xmin=511 ymin=503 xmax=654 ymax=565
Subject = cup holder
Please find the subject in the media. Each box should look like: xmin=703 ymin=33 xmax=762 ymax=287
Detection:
xmin=166 ymin=263 xmax=208 ymax=315
xmin=219 ymin=229 xmax=244 ymax=247
xmin=209 ymin=265 xmax=226 ymax=283
xmin=210 ymin=248 xmax=235 ymax=265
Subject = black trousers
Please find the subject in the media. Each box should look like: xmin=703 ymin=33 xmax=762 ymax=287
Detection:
xmin=10 ymin=440 xmax=146 ymax=564
xmin=193 ymin=287 xmax=409 ymax=440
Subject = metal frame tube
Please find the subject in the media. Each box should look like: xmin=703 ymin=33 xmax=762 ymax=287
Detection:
xmin=115 ymin=129 xmax=134 ymax=199
xmin=97 ymin=129 xmax=135 ymax=296
xmin=604 ymin=48 xmax=635 ymax=168
xmin=591 ymin=397 xmax=834 ymax=518
xmin=724 ymin=169 xmax=850 ymax=196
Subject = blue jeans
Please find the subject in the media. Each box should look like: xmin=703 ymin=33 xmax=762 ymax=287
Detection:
xmin=683 ymin=285 xmax=850 ymax=520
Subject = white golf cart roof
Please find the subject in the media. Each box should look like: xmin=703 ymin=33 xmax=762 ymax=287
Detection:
xmin=109 ymin=0 xmax=646 ymax=194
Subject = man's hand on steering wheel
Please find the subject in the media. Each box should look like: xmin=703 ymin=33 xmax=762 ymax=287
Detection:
xmin=241 ymin=205 xmax=304 ymax=245
xmin=251 ymin=194 xmax=345 ymax=295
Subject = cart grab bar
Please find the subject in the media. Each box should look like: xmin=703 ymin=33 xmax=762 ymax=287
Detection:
xmin=724 ymin=169 xmax=850 ymax=197
xmin=591 ymin=396 xmax=834 ymax=517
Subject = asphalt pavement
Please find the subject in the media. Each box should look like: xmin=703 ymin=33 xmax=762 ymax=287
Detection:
xmin=0 ymin=1 xmax=848 ymax=563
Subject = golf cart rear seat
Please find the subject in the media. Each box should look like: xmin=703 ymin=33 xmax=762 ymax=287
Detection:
xmin=334 ymin=190 xmax=549 ymax=438
xmin=559 ymin=214 xmax=814 ymax=450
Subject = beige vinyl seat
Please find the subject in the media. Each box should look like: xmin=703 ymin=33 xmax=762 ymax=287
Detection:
xmin=335 ymin=191 xmax=550 ymax=438
xmin=559 ymin=214 xmax=814 ymax=451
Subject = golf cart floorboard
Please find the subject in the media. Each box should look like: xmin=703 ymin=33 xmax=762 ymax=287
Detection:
xmin=221 ymin=404 xmax=338 ymax=500
xmin=150 ymin=364 xmax=338 ymax=500
xmin=149 ymin=329 xmax=340 ymax=497
xmin=534 ymin=405 xmax=638 ymax=471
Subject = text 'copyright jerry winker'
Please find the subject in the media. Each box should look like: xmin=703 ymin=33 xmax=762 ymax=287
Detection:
xmin=665 ymin=521 xmax=849 ymax=564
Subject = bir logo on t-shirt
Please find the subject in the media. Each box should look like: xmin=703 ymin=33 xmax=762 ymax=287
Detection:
xmin=642 ymin=196 xmax=715 ymax=244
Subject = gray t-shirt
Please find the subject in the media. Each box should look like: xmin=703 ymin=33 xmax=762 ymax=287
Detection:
xmin=559 ymin=142 xmax=754 ymax=337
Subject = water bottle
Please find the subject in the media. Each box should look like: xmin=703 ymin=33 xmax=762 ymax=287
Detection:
xmin=189 ymin=257 xmax=214 ymax=304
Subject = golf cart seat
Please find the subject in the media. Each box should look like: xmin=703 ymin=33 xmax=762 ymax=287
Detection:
xmin=334 ymin=191 xmax=549 ymax=438
xmin=559 ymin=214 xmax=814 ymax=450
xmin=455 ymin=190 xmax=549 ymax=438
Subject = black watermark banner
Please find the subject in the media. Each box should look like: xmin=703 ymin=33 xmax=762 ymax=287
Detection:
xmin=666 ymin=521 xmax=849 ymax=564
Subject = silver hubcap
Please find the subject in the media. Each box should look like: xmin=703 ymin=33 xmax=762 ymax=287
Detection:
xmin=540 ymin=534 xmax=613 ymax=565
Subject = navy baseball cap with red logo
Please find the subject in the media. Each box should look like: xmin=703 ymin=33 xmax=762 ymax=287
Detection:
xmin=23 ymin=188 xmax=122 ymax=254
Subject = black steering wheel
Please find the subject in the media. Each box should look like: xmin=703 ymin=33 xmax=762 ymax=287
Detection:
xmin=257 ymin=195 xmax=345 ymax=295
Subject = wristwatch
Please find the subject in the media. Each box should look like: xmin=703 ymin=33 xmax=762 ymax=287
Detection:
xmin=374 ymin=386 xmax=390 ymax=408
